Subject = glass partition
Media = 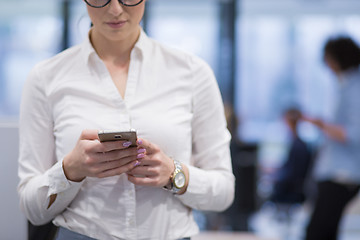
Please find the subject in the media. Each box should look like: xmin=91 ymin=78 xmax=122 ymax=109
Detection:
xmin=235 ymin=0 xmax=360 ymax=208
xmin=0 ymin=0 xmax=62 ymax=120
xmin=236 ymin=0 xmax=360 ymax=145
xmin=145 ymin=0 xmax=220 ymax=78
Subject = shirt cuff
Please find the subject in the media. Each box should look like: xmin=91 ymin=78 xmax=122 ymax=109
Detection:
xmin=175 ymin=165 xmax=207 ymax=203
xmin=175 ymin=164 xmax=235 ymax=212
xmin=47 ymin=160 xmax=83 ymax=198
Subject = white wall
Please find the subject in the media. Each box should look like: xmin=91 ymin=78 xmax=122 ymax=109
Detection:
xmin=0 ymin=125 xmax=27 ymax=240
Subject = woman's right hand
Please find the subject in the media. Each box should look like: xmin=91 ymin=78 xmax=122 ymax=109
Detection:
xmin=62 ymin=129 xmax=140 ymax=182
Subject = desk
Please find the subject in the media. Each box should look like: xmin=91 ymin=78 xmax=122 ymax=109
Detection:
xmin=193 ymin=231 xmax=278 ymax=240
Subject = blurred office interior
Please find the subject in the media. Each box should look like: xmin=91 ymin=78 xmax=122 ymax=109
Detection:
xmin=1 ymin=0 xmax=360 ymax=239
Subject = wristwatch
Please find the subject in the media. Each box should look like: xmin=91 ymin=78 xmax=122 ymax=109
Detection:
xmin=164 ymin=159 xmax=186 ymax=194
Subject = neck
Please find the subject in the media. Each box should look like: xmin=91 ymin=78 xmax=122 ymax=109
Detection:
xmin=89 ymin=27 xmax=140 ymax=66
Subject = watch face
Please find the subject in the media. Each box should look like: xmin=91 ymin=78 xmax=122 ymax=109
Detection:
xmin=174 ymin=171 xmax=186 ymax=188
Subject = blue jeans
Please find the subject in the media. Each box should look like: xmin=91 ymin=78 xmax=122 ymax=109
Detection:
xmin=56 ymin=227 xmax=191 ymax=240
xmin=55 ymin=227 xmax=96 ymax=240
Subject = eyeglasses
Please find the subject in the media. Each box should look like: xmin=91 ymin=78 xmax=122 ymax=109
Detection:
xmin=84 ymin=0 xmax=144 ymax=8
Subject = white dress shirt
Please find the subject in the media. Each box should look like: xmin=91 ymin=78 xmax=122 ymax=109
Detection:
xmin=18 ymin=29 xmax=235 ymax=240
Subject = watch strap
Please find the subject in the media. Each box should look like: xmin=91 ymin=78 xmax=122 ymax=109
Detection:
xmin=163 ymin=159 xmax=184 ymax=194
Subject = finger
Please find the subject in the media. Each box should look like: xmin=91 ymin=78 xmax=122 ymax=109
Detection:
xmin=137 ymin=138 xmax=158 ymax=155
xmin=96 ymin=140 xmax=136 ymax=153
xmin=128 ymin=173 xmax=165 ymax=187
xmin=127 ymin=174 xmax=155 ymax=186
xmin=99 ymin=147 xmax=139 ymax=162
xmin=131 ymin=153 xmax=150 ymax=167
xmin=97 ymin=160 xmax=140 ymax=178
xmin=127 ymin=165 xmax=156 ymax=177
xmin=100 ymin=155 xmax=139 ymax=171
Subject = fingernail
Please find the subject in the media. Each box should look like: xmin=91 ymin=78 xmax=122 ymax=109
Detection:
xmin=137 ymin=148 xmax=145 ymax=154
xmin=137 ymin=153 xmax=145 ymax=159
xmin=123 ymin=141 xmax=132 ymax=147
xmin=137 ymin=139 xmax=143 ymax=145
xmin=134 ymin=161 xmax=140 ymax=167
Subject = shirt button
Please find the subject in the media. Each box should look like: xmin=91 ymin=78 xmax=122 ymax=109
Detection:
xmin=128 ymin=218 xmax=135 ymax=226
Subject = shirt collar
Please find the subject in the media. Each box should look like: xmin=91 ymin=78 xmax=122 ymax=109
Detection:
xmin=134 ymin=28 xmax=149 ymax=57
xmin=81 ymin=27 xmax=150 ymax=67
xmin=81 ymin=29 xmax=97 ymax=67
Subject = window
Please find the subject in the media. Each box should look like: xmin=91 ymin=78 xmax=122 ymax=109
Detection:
xmin=236 ymin=0 xmax=360 ymax=145
xmin=235 ymin=0 xmax=360 ymax=198
xmin=145 ymin=0 xmax=220 ymax=77
xmin=0 ymin=1 xmax=62 ymax=119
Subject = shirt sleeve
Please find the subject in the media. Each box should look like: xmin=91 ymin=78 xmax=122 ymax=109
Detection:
xmin=17 ymin=64 xmax=83 ymax=225
xmin=343 ymin=79 xmax=360 ymax=145
xmin=176 ymin=56 xmax=235 ymax=212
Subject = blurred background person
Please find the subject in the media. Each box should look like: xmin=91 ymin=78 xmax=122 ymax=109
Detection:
xmin=253 ymin=106 xmax=315 ymax=240
xmin=270 ymin=107 xmax=313 ymax=207
xmin=303 ymin=36 xmax=360 ymax=240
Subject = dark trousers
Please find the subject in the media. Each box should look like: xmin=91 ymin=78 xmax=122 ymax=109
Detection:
xmin=305 ymin=180 xmax=360 ymax=240
xmin=28 ymin=221 xmax=58 ymax=240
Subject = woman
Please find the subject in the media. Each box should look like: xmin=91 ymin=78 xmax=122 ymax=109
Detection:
xmin=17 ymin=0 xmax=235 ymax=239
xmin=303 ymin=36 xmax=360 ymax=240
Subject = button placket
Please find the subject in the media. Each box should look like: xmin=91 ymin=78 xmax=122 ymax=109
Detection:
xmin=123 ymin=182 xmax=137 ymax=239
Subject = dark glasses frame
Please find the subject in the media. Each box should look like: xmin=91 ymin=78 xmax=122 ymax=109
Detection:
xmin=84 ymin=0 xmax=144 ymax=8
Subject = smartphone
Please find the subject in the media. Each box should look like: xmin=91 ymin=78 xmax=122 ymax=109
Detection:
xmin=98 ymin=130 xmax=137 ymax=147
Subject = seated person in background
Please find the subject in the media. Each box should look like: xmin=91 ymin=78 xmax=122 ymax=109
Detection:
xmin=270 ymin=107 xmax=313 ymax=204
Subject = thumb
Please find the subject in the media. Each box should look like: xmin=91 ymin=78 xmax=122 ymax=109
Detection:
xmin=79 ymin=129 xmax=100 ymax=141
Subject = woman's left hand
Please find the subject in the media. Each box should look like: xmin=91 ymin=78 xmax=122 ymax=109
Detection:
xmin=127 ymin=138 xmax=175 ymax=187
